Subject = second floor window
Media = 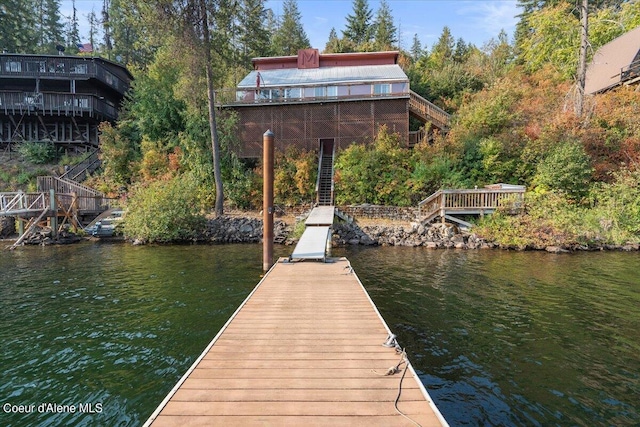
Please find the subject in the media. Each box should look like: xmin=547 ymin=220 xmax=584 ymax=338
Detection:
xmin=5 ymin=61 xmax=21 ymax=72
xmin=373 ymin=84 xmax=391 ymax=95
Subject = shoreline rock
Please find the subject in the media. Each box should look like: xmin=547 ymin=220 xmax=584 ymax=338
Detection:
xmin=196 ymin=216 xmax=639 ymax=252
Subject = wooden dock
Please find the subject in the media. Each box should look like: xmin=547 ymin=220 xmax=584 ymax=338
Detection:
xmin=144 ymin=258 xmax=448 ymax=426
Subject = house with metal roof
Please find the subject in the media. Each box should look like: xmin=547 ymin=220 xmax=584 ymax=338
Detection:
xmin=585 ymin=26 xmax=640 ymax=94
xmin=218 ymin=49 xmax=450 ymax=160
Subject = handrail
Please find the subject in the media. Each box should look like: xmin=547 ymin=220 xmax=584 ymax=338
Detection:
xmin=315 ymin=143 xmax=324 ymax=195
xmin=0 ymin=192 xmax=48 ymax=215
xmin=330 ymin=142 xmax=336 ymax=205
xmin=60 ymin=150 xmax=101 ymax=181
xmin=417 ymin=188 xmax=525 ymax=221
xmin=409 ymin=91 xmax=451 ymax=129
xmin=37 ymin=176 xmax=102 ymax=197
xmin=216 ymin=84 xmax=410 ymax=107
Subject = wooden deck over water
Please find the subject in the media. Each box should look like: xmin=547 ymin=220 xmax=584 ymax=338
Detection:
xmin=145 ymin=258 xmax=447 ymax=426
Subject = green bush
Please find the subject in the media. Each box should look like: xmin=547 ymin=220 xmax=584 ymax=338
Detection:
xmin=123 ymin=173 xmax=206 ymax=243
xmin=18 ymin=142 xmax=57 ymax=164
xmin=533 ymin=140 xmax=593 ymax=200
xmin=334 ymin=126 xmax=413 ymax=206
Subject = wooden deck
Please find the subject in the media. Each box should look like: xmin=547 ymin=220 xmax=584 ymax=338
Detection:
xmin=144 ymin=258 xmax=447 ymax=427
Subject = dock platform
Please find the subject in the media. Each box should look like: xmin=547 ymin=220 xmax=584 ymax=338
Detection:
xmin=144 ymin=258 xmax=447 ymax=426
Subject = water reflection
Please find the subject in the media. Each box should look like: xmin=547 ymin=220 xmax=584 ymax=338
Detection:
xmin=1 ymin=243 xmax=638 ymax=426
xmin=341 ymin=246 xmax=640 ymax=426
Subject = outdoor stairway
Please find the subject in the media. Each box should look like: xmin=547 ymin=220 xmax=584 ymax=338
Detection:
xmin=317 ymin=150 xmax=334 ymax=206
xmin=409 ymin=90 xmax=451 ymax=131
xmin=60 ymin=149 xmax=101 ymax=183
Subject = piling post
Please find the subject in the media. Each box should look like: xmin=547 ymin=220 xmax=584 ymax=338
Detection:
xmin=49 ymin=189 xmax=57 ymax=238
xmin=263 ymin=130 xmax=274 ymax=272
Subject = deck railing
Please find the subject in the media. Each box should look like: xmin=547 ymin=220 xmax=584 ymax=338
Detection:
xmin=0 ymin=91 xmax=118 ymax=120
xmin=418 ymin=188 xmax=525 ymax=222
xmin=37 ymin=176 xmax=111 ymax=212
xmin=409 ymin=91 xmax=451 ymax=130
xmin=0 ymin=192 xmax=48 ymax=215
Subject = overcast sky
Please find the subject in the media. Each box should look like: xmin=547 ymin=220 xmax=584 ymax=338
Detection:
xmin=61 ymin=0 xmax=521 ymax=50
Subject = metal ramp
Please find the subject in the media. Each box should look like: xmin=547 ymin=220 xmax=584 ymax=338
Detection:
xmin=291 ymin=206 xmax=335 ymax=261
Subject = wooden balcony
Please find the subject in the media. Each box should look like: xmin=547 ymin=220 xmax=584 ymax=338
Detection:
xmin=0 ymin=91 xmax=118 ymax=121
xmin=0 ymin=54 xmax=130 ymax=95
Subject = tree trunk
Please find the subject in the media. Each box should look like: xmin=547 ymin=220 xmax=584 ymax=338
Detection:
xmin=200 ymin=0 xmax=224 ymax=216
xmin=576 ymin=0 xmax=588 ymax=117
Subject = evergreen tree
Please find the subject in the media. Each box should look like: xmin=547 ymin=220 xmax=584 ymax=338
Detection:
xmin=342 ymin=0 xmax=373 ymax=47
xmin=33 ymin=0 xmax=65 ymax=54
xmin=238 ymin=0 xmax=270 ymax=65
xmin=410 ymin=34 xmax=424 ymax=61
xmin=107 ymin=0 xmax=152 ymax=66
xmin=271 ymin=0 xmax=310 ymax=56
xmin=102 ymin=0 xmax=113 ymax=59
xmin=66 ymin=0 xmax=82 ymax=51
xmin=430 ymin=26 xmax=455 ymax=68
xmin=372 ymin=0 xmax=397 ymax=51
xmin=323 ymin=27 xmax=355 ymax=53
xmin=0 ymin=0 xmax=37 ymax=53
xmin=87 ymin=9 xmax=100 ymax=52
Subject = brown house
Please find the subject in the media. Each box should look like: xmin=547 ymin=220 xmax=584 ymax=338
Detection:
xmin=219 ymin=49 xmax=449 ymax=159
xmin=585 ymin=26 xmax=640 ymax=94
xmin=0 ymin=53 xmax=132 ymax=150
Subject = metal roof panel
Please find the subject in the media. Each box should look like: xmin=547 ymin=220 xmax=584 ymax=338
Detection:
xmin=238 ymin=64 xmax=408 ymax=88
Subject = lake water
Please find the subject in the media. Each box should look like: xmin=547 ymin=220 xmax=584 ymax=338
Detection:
xmin=0 ymin=242 xmax=638 ymax=426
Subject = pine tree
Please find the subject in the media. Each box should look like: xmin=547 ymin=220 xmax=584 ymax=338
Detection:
xmin=271 ymin=0 xmax=310 ymax=56
xmin=430 ymin=26 xmax=454 ymax=68
xmin=372 ymin=0 xmax=397 ymax=51
xmin=238 ymin=0 xmax=270 ymax=65
xmin=66 ymin=0 xmax=81 ymax=51
xmin=33 ymin=0 xmax=65 ymax=54
xmin=410 ymin=34 xmax=424 ymax=60
xmin=0 ymin=0 xmax=37 ymax=53
xmin=342 ymin=0 xmax=372 ymax=47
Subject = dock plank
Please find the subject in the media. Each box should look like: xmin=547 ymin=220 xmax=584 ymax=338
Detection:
xmin=145 ymin=258 xmax=447 ymax=426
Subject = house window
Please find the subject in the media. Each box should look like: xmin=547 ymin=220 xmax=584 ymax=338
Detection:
xmin=284 ymin=88 xmax=301 ymax=99
xmin=71 ymin=64 xmax=88 ymax=74
xmin=327 ymin=86 xmax=338 ymax=98
xmin=5 ymin=61 xmax=21 ymax=72
xmin=314 ymin=86 xmax=326 ymax=98
xmin=373 ymin=84 xmax=391 ymax=95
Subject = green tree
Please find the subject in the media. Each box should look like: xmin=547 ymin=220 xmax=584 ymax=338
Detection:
xmin=534 ymin=140 xmax=594 ymax=200
xmin=342 ymin=0 xmax=372 ymax=47
xmin=371 ymin=0 xmax=396 ymax=51
xmin=0 ymin=0 xmax=36 ymax=53
xmin=429 ymin=26 xmax=455 ymax=68
xmin=237 ymin=0 xmax=270 ymax=65
xmin=65 ymin=0 xmax=81 ymax=51
xmin=123 ymin=173 xmax=206 ymax=243
xmin=410 ymin=34 xmax=424 ymax=61
xmin=106 ymin=0 xmax=153 ymax=67
xmin=33 ymin=0 xmax=65 ymax=54
xmin=271 ymin=0 xmax=310 ymax=56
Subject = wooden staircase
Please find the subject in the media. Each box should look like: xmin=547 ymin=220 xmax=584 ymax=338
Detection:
xmin=60 ymin=149 xmax=101 ymax=183
xmin=409 ymin=90 xmax=451 ymax=131
xmin=316 ymin=142 xmax=335 ymax=206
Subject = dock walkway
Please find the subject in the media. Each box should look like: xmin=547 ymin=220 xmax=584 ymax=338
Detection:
xmin=145 ymin=258 xmax=447 ymax=426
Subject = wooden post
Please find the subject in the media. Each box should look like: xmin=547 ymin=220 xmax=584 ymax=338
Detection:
xmin=263 ymin=130 xmax=274 ymax=272
xmin=49 ymin=189 xmax=57 ymax=238
xmin=17 ymin=191 xmax=24 ymax=237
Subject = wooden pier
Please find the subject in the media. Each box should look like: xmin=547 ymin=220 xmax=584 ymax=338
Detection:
xmin=144 ymin=258 xmax=448 ymax=426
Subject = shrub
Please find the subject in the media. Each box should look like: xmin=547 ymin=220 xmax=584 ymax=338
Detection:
xmin=533 ymin=140 xmax=593 ymax=201
xmin=123 ymin=173 xmax=206 ymax=243
xmin=18 ymin=142 xmax=57 ymax=164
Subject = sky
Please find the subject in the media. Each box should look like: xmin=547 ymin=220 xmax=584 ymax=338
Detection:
xmin=60 ymin=0 xmax=521 ymax=51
